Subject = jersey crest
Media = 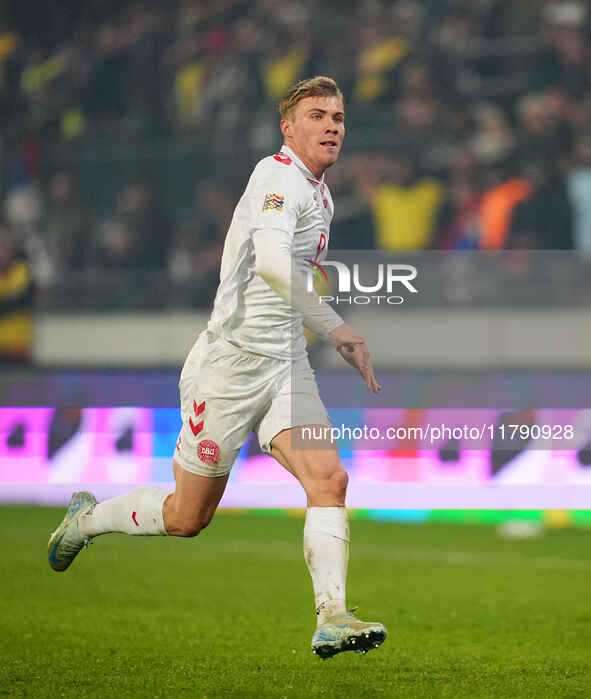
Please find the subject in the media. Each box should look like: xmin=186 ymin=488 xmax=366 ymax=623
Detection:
xmin=198 ymin=439 xmax=220 ymax=464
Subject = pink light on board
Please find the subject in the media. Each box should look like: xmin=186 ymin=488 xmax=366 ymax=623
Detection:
xmin=0 ymin=408 xmax=54 ymax=482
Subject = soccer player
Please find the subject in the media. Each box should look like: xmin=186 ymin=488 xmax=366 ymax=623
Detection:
xmin=48 ymin=76 xmax=387 ymax=659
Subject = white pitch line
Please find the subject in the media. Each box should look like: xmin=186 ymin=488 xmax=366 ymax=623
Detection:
xmin=355 ymin=546 xmax=591 ymax=572
xmin=199 ymin=539 xmax=591 ymax=572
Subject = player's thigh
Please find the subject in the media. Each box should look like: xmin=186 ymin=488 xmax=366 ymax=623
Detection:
xmin=258 ymin=358 xmax=346 ymax=505
xmin=256 ymin=355 xmax=330 ymax=457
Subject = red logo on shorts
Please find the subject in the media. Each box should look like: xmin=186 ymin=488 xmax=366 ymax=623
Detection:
xmin=189 ymin=399 xmax=206 ymax=436
xmin=198 ymin=439 xmax=220 ymax=464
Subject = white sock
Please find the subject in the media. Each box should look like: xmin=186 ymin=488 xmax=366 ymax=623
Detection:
xmin=303 ymin=506 xmax=349 ymax=625
xmin=78 ymin=487 xmax=169 ymax=537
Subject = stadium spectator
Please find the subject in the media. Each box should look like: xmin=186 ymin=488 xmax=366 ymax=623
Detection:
xmin=91 ymin=179 xmax=171 ymax=272
xmin=568 ymin=132 xmax=591 ymax=252
xmin=535 ymin=1 xmax=590 ymax=95
xmin=515 ymin=91 xmax=573 ymax=163
xmin=0 ymin=220 xmax=34 ymax=363
xmin=470 ymin=103 xmax=515 ymax=165
xmin=94 ymin=218 xmax=141 ymax=270
xmin=364 ymin=150 xmax=443 ymax=250
xmin=123 ymin=4 xmax=170 ymax=135
xmin=262 ymin=31 xmax=311 ymax=103
xmin=168 ymin=32 xmax=206 ymax=128
xmin=506 ymin=156 xmax=574 ymax=250
xmin=352 ymin=21 xmax=410 ymax=104
xmin=4 ymin=176 xmax=52 ymax=285
xmin=428 ymin=6 xmax=490 ymax=98
xmin=81 ymin=24 xmax=132 ymax=122
xmin=478 ymin=163 xmax=531 ymax=250
xmin=0 ymin=21 xmax=21 ymax=121
xmin=434 ymin=177 xmax=481 ymax=250
xmin=117 ymin=179 xmax=171 ymax=269
xmin=399 ymin=90 xmax=450 ymax=170
xmin=42 ymin=171 xmax=90 ymax=272
xmin=168 ymin=179 xmax=235 ymax=302
xmin=2 ymin=0 xmax=590 ymax=291
xmin=328 ymin=154 xmax=376 ymax=250
xmin=187 ymin=17 xmax=266 ymax=133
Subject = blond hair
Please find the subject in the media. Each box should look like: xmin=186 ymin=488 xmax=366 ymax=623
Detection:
xmin=279 ymin=76 xmax=344 ymax=120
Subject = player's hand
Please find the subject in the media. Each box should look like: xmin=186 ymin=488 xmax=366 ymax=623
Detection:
xmin=330 ymin=323 xmax=381 ymax=393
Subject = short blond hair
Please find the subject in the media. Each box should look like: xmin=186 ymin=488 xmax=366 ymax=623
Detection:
xmin=279 ymin=76 xmax=344 ymax=120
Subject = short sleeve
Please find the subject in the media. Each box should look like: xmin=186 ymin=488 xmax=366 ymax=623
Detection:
xmin=249 ymin=159 xmax=301 ymax=236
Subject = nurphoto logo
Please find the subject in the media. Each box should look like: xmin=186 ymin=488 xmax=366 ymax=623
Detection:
xmin=306 ymin=259 xmax=419 ymax=305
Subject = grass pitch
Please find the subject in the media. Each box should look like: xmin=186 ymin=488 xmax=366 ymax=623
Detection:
xmin=1 ymin=507 xmax=590 ymax=698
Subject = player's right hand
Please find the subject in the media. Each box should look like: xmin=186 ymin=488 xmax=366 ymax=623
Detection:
xmin=330 ymin=323 xmax=381 ymax=393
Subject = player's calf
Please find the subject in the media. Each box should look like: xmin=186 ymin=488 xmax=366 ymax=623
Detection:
xmin=163 ymin=507 xmax=215 ymax=537
xmin=161 ymin=463 xmax=228 ymax=537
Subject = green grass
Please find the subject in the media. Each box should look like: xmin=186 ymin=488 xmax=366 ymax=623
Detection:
xmin=1 ymin=507 xmax=590 ymax=698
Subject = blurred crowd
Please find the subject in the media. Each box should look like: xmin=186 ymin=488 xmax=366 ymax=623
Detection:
xmin=1 ymin=0 xmax=591 ymax=320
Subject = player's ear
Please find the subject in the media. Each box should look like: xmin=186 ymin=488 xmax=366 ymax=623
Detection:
xmin=280 ymin=118 xmax=291 ymax=138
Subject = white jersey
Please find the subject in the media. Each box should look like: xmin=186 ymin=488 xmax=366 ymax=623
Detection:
xmin=207 ymin=144 xmax=334 ymax=360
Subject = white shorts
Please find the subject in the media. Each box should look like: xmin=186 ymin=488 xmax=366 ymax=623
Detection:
xmin=175 ymin=331 xmax=330 ymax=477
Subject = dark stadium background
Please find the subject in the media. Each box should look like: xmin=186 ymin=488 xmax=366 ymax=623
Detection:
xmin=1 ymin=3 xmax=591 ymax=696
xmin=1 ymin=0 xmax=590 ymax=520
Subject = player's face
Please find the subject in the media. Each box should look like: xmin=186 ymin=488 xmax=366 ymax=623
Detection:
xmin=281 ymin=95 xmax=345 ymax=178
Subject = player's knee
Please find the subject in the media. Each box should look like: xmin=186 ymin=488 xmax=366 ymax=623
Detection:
xmin=311 ymin=466 xmax=348 ymax=501
xmin=332 ymin=467 xmax=349 ymax=498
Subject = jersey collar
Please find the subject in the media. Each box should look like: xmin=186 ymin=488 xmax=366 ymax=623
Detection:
xmin=280 ymin=145 xmax=325 ymax=186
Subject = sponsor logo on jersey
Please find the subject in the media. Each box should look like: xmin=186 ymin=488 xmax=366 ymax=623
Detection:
xmin=263 ymin=193 xmax=285 ymax=211
xmin=273 ymin=152 xmax=291 ymax=165
xmin=198 ymin=439 xmax=220 ymax=464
